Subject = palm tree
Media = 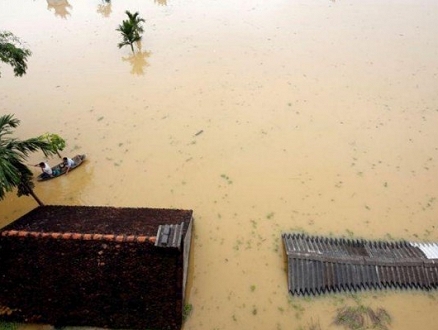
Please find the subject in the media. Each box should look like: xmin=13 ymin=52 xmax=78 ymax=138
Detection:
xmin=116 ymin=11 xmax=145 ymax=53
xmin=125 ymin=10 xmax=145 ymax=37
xmin=0 ymin=114 xmax=57 ymax=206
xmin=116 ymin=20 xmax=140 ymax=53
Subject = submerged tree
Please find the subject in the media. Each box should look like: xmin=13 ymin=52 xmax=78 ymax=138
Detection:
xmin=117 ymin=20 xmax=140 ymax=52
xmin=40 ymin=132 xmax=66 ymax=158
xmin=0 ymin=31 xmax=32 ymax=77
xmin=0 ymin=114 xmax=57 ymax=206
xmin=116 ymin=11 xmax=145 ymax=53
xmin=125 ymin=10 xmax=145 ymax=37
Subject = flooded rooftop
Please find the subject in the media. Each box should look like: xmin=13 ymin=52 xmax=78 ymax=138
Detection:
xmin=283 ymin=233 xmax=438 ymax=296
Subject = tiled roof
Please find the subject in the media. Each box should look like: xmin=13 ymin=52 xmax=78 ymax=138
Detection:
xmin=0 ymin=205 xmax=194 ymax=330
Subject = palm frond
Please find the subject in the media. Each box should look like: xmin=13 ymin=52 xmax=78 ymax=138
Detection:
xmin=0 ymin=114 xmax=20 ymax=139
xmin=0 ymin=149 xmax=23 ymax=199
xmin=117 ymin=11 xmax=145 ymax=52
xmin=118 ymin=41 xmax=131 ymax=49
xmin=0 ymin=114 xmax=60 ymax=203
xmin=6 ymin=137 xmax=56 ymax=158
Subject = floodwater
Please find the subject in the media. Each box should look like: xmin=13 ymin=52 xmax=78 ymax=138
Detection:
xmin=1 ymin=0 xmax=438 ymax=329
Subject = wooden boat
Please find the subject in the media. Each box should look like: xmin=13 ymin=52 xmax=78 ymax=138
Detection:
xmin=37 ymin=154 xmax=86 ymax=181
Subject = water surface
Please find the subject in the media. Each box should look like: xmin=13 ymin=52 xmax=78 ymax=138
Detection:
xmin=1 ymin=0 xmax=438 ymax=329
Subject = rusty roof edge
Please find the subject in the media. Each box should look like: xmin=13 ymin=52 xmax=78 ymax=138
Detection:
xmin=0 ymin=230 xmax=157 ymax=244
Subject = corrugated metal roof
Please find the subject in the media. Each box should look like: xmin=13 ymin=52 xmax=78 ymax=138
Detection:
xmin=282 ymin=233 xmax=438 ymax=296
xmin=155 ymin=222 xmax=185 ymax=248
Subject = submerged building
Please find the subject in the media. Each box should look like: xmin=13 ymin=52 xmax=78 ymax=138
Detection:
xmin=0 ymin=205 xmax=194 ymax=330
xmin=282 ymin=232 xmax=438 ymax=296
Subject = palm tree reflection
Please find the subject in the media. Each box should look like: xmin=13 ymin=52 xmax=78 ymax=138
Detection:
xmin=46 ymin=0 xmax=72 ymax=19
xmin=97 ymin=0 xmax=112 ymax=18
xmin=122 ymin=42 xmax=151 ymax=76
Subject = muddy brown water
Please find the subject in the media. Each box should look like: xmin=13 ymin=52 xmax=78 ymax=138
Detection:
xmin=1 ymin=0 xmax=438 ymax=329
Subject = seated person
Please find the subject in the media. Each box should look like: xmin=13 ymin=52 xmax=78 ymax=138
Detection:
xmin=62 ymin=157 xmax=75 ymax=174
xmin=37 ymin=162 xmax=53 ymax=179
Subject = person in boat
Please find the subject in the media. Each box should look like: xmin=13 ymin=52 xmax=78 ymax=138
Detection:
xmin=36 ymin=162 xmax=53 ymax=179
xmin=62 ymin=157 xmax=75 ymax=174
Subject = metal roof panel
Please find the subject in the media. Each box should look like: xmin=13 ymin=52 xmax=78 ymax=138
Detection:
xmin=283 ymin=233 xmax=438 ymax=296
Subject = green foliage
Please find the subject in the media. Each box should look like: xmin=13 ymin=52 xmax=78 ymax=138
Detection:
xmin=116 ymin=11 xmax=145 ymax=52
xmin=125 ymin=10 xmax=145 ymax=35
xmin=333 ymin=305 xmax=391 ymax=330
xmin=117 ymin=20 xmax=140 ymax=51
xmin=40 ymin=132 xmax=66 ymax=157
xmin=0 ymin=321 xmax=18 ymax=330
xmin=182 ymin=303 xmax=193 ymax=321
xmin=220 ymin=173 xmax=232 ymax=184
xmin=0 ymin=31 xmax=32 ymax=77
xmin=0 ymin=114 xmax=56 ymax=203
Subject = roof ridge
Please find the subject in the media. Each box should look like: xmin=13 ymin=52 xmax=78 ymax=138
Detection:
xmin=0 ymin=230 xmax=156 ymax=244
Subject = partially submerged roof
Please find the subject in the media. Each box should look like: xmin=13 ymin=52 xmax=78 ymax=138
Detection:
xmin=2 ymin=205 xmax=192 ymax=236
xmin=0 ymin=205 xmax=194 ymax=330
xmin=282 ymin=233 xmax=438 ymax=296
